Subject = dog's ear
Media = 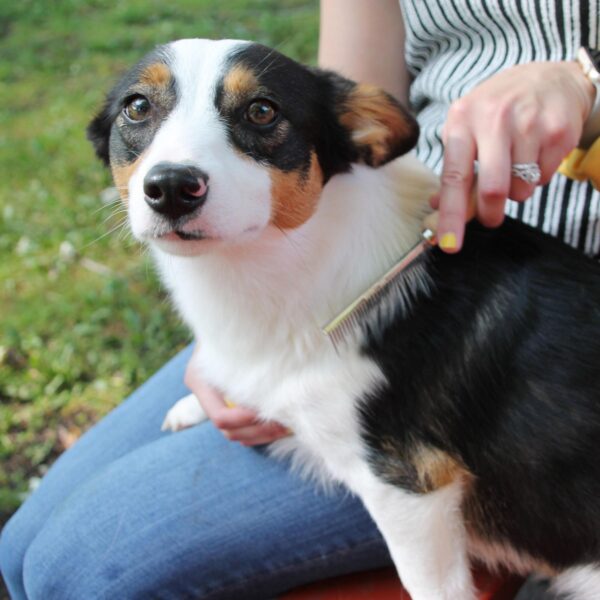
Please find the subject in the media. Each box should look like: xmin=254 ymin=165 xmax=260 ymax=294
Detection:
xmin=314 ymin=69 xmax=419 ymax=171
xmin=337 ymin=82 xmax=419 ymax=167
xmin=87 ymin=98 xmax=116 ymax=166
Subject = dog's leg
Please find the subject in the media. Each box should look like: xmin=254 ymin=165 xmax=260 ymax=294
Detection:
xmin=161 ymin=393 xmax=207 ymax=432
xmin=551 ymin=565 xmax=600 ymax=599
xmin=268 ymin=362 xmax=475 ymax=598
xmin=357 ymin=477 xmax=475 ymax=600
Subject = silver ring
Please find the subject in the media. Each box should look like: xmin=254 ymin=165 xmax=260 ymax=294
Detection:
xmin=511 ymin=162 xmax=541 ymax=184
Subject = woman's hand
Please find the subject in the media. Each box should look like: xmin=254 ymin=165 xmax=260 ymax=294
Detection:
xmin=184 ymin=348 xmax=290 ymax=446
xmin=435 ymin=61 xmax=596 ymax=252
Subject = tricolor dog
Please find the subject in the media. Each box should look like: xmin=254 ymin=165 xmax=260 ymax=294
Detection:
xmin=88 ymin=39 xmax=600 ymax=599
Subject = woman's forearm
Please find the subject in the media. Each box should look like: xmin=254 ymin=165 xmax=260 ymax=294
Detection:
xmin=318 ymin=0 xmax=411 ymax=106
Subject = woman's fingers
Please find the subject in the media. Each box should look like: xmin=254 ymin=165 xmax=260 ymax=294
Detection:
xmin=206 ymin=404 xmax=262 ymax=432
xmin=224 ymin=422 xmax=291 ymax=446
xmin=185 ymin=359 xmax=291 ymax=446
xmin=506 ymin=104 xmax=542 ymax=202
xmin=202 ymin=391 xmax=290 ymax=445
xmin=538 ymin=113 xmax=580 ymax=185
xmin=437 ymin=129 xmax=476 ymax=253
xmin=435 ymin=62 xmax=593 ymax=254
xmin=508 ymin=150 xmax=541 ymax=204
xmin=476 ymin=126 xmax=512 ymax=228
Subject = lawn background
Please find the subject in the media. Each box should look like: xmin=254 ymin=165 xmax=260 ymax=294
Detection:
xmin=0 ymin=0 xmax=319 ymax=529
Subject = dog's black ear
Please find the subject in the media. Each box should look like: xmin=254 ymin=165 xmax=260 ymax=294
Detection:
xmin=87 ymin=99 xmax=115 ymax=166
xmin=314 ymin=69 xmax=419 ymax=171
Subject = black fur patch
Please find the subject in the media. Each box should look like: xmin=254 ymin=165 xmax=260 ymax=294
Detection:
xmin=359 ymin=218 xmax=600 ymax=568
xmin=87 ymin=47 xmax=176 ymax=166
xmin=214 ymin=43 xmax=418 ymax=182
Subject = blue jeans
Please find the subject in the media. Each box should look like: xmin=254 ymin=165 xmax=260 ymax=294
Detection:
xmin=0 ymin=345 xmax=391 ymax=599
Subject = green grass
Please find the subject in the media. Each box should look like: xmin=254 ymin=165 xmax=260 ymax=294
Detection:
xmin=0 ymin=0 xmax=319 ymax=520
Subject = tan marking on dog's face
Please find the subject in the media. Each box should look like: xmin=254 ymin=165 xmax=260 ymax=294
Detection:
xmin=223 ymin=64 xmax=259 ymax=98
xmin=412 ymin=445 xmax=471 ymax=492
xmin=111 ymin=154 xmax=146 ymax=202
xmin=340 ymin=84 xmax=416 ymax=167
xmin=270 ymin=152 xmax=324 ymax=229
xmin=221 ymin=64 xmax=261 ymax=115
xmin=139 ymin=63 xmax=172 ymax=88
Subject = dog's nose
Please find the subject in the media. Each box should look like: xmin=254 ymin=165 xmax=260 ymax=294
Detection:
xmin=143 ymin=162 xmax=209 ymax=219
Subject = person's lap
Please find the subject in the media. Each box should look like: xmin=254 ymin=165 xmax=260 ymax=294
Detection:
xmin=0 ymin=345 xmax=557 ymax=600
xmin=0 ymin=345 xmax=390 ymax=600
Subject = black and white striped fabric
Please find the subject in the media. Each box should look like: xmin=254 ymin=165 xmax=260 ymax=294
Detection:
xmin=400 ymin=0 xmax=600 ymax=256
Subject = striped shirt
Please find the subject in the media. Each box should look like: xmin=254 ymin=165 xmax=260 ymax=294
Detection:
xmin=400 ymin=0 xmax=600 ymax=256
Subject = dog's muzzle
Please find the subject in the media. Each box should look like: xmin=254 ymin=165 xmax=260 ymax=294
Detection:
xmin=144 ymin=162 xmax=209 ymax=220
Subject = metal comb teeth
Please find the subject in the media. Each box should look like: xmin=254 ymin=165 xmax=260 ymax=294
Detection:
xmin=322 ymin=229 xmax=436 ymax=350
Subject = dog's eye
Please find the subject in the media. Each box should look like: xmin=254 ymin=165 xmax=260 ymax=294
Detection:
xmin=245 ymin=99 xmax=278 ymax=126
xmin=123 ymin=95 xmax=151 ymax=122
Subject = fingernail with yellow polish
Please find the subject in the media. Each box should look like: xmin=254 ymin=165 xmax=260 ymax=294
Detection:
xmin=439 ymin=232 xmax=457 ymax=250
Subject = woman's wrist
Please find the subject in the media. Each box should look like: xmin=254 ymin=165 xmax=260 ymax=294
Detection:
xmin=571 ymin=49 xmax=600 ymax=148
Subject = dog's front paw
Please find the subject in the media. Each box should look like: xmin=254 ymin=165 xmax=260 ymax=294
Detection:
xmin=161 ymin=393 xmax=208 ymax=432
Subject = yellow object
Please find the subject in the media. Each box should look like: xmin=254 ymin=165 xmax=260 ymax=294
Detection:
xmin=439 ymin=232 xmax=458 ymax=251
xmin=559 ymin=139 xmax=600 ymax=190
xmin=224 ymin=396 xmax=236 ymax=408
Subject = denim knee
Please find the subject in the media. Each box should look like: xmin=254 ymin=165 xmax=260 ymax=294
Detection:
xmin=19 ymin=501 xmax=116 ymax=600
xmin=0 ymin=509 xmax=30 ymax=600
xmin=21 ymin=538 xmax=72 ymax=600
xmin=0 ymin=508 xmax=76 ymax=600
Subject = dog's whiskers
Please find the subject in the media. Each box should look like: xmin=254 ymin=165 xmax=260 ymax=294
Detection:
xmin=253 ymin=46 xmax=277 ymax=72
xmin=102 ymin=208 xmax=128 ymax=225
xmin=125 ymin=149 xmax=144 ymax=160
xmin=255 ymin=56 xmax=279 ymax=80
xmin=252 ymin=36 xmax=293 ymax=80
xmin=93 ymin=200 xmax=124 ymax=217
xmin=81 ymin=217 xmax=129 ymax=250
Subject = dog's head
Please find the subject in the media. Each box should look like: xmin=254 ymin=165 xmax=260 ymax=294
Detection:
xmin=88 ymin=39 xmax=418 ymax=256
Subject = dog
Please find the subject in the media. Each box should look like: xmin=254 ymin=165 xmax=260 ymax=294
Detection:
xmin=88 ymin=39 xmax=600 ymax=599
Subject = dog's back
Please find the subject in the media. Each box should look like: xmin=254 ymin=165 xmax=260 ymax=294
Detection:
xmin=361 ymin=218 xmax=600 ymax=573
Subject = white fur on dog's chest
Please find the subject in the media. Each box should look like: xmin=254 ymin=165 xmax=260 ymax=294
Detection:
xmin=159 ymin=249 xmax=388 ymax=488
xmin=195 ymin=331 xmax=384 ymax=453
xmin=152 ymin=156 xmax=439 ymax=486
xmin=246 ymin=350 xmax=386 ymax=491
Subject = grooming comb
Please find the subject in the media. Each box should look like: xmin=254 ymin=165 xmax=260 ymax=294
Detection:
xmin=322 ymin=194 xmax=477 ymax=348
